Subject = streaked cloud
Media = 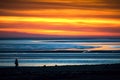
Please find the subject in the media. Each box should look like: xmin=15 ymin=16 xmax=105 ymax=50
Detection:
xmin=1 ymin=0 xmax=120 ymax=10
xmin=0 ymin=0 xmax=120 ymax=38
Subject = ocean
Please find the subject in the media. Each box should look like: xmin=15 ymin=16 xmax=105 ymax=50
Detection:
xmin=0 ymin=39 xmax=120 ymax=67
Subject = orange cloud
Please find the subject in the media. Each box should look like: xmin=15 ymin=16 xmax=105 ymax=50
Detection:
xmin=0 ymin=0 xmax=120 ymax=38
xmin=0 ymin=27 xmax=120 ymax=37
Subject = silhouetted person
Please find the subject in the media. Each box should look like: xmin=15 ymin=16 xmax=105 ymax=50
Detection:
xmin=15 ymin=58 xmax=19 ymax=68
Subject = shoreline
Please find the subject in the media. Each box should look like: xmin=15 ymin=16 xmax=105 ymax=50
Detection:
xmin=0 ymin=64 xmax=120 ymax=80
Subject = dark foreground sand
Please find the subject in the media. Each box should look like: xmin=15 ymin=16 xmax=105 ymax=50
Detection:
xmin=0 ymin=64 xmax=120 ymax=80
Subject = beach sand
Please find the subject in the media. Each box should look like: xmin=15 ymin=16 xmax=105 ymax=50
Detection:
xmin=0 ymin=64 xmax=120 ymax=80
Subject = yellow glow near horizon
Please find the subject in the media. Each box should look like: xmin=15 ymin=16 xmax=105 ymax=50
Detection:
xmin=0 ymin=16 xmax=120 ymax=25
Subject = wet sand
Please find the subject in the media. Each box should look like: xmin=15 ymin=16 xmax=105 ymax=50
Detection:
xmin=0 ymin=64 xmax=120 ymax=80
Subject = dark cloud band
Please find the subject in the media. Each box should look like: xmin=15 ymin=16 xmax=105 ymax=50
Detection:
xmin=0 ymin=0 xmax=120 ymax=10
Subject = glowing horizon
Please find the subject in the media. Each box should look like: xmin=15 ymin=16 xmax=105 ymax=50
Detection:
xmin=0 ymin=0 xmax=120 ymax=38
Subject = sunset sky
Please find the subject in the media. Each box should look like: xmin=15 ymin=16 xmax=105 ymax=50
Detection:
xmin=0 ymin=0 xmax=120 ymax=38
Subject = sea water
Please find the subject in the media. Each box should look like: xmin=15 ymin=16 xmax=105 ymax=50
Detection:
xmin=0 ymin=39 xmax=120 ymax=67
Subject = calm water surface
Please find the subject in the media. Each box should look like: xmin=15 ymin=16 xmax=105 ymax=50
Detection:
xmin=0 ymin=39 xmax=120 ymax=67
